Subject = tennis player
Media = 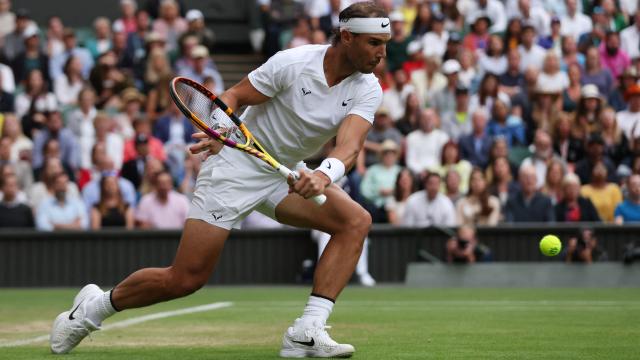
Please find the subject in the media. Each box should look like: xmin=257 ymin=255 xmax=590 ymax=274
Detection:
xmin=50 ymin=2 xmax=389 ymax=358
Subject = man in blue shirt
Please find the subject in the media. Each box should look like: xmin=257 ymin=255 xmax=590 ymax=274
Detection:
xmin=36 ymin=173 xmax=87 ymax=231
xmin=615 ymin=174 xmax=640 ymax=223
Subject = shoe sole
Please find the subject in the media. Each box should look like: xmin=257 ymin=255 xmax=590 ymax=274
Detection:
xmin=280 ymin=348 xmax=354 ymax=358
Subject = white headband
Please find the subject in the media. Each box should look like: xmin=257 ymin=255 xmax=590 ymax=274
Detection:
xmin=339 ymin=17 xmax=391 ymax=34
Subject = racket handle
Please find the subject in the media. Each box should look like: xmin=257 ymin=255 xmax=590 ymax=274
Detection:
xmin=279 ymin=167 xmax=327 ymax=206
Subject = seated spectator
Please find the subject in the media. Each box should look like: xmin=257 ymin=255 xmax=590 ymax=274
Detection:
xmin=537 ymin=51 xmax=569 ymax=94
xmin=446 ymin=225 xmax=490 ymax=264
xmin=599 ymin=31 xmax=630 ymax=80
xmin=405 ymin=108 xmax=449 ymax=175
xmin=439 ymin=84 xmax=471 ymax=141
xmin=382 ymin=69 xmax=415 ymax=123
xmin=363 ymin=107 xmax=403 ymax=168
xmin=616 ymin=84 xmax=640 ymax=141
xmin=487 ymin=155 xmax=519 ymax=207
xmin=477 ymin=35 xmax=507 ymax=77
xmin=487 ymin=97 xmax=526 ymax=148
xmin=66 ymin=88 xmax=98 ymax=169
xmin=182 ymin=9 xmax=215 ymax=51
xmin=462 ymin=14 xmax=490 ymax=53
xmin=560 ymin=0 xmax=592 ymax=40
xmin=562 ymin=63 xmax=582 ymax=113
xmin=468 ymin=73 xmax=502 ymax=117
xmin=45 ymin=16 xmax=65 ymax=59
xmin=360 ymin=140 xmax=402 ymax=223
xmin=580 ymin=161 xmax=623 ymax=222
xmin=90 ymin=175 xmax=134 ymax=229
xmin=538 ymin=16 xmax=561 ymax=51
xmin=0 ymin=71 xmax=14 ymax=113
xmin=552 ymin=112 xmax=584 ymax=165
xmin=114 ymin=0 xmax=137 ymax=34
xmin=93 ymin=113 xmax=125 ymax=171
xmin=510 ymin=66 xmax=538 ymax=132
xmin=0 ymin=136 xmax=32 ymax=191
xmin=486 ymin=137 xmax=519 ymax=176
xmin=498 ymin=48 xmax=524 ymax=98
xmin=385 ymin=11 xmax=410 ymax=72
xmin=1 ymin=113 xmax=33 ymax=162
xmin=599 ymin=107 xmax=627 ymax=165
xmin=518 ymin=23 xmax=546 ymax=71
xmin=154 ymin=101 xmax=195 ymax=178
xmin=139 ymin=157 xmax=166 ymax=195
xmin=81 ymin=144 xmax=136 ymax=211
xmin=0 ymin=174 xmax=34 ymax=228
xmin=32 ymin=110 xmax=80 ymax=175
xmin=177 ymin=45 xmax=224 ymax=95
xmin=565 ymin=227 xmax=605 ymax=263
xmin=420 ymin=12 xmax=448 ymax=58
xmin=395 ymin=92 xmax=420 ymax=136
xmin=85 ymin=17 xmax=113 ymax=59
xmin=29 ymin=157 xmax=80 ymax=210
xmin=456 ymin=167 xmax=500 ymax=225
xmin=402 ymin=172 xmax=457 ymax=227
xmin=456 ymin=48 xmax=476 ymax=88
xmin=113 ymin=87 xmax=144 ymax=140
xmin=615 ymin=174 xmax=640 ymax=224
xmin=581 ymin=46 xmax=613 ymax=96
xmin=53 ymin=56 xmax=85 ymax=106
xmin=504 ymin=165 xmax=555 ymax=222
xmin=12 ymin=23 xmax=50 ymax=85
xmin=89 ymin=49 xmax=133 ymax=108
xmin=14 ymin=69 xmax=57 ymax=137
xmin=432 ymin=60 xmax=460 ymax=118
xmin=48 ymin=27 xmax=94 ymax=81
xmin=503 ymin=18 xmax=522 ymax=51
xmin=560 ymin=36 xmax=585 ymax=72
xmin=411 ymin=55 xmax=446 ymax=108
xmin=35 ymin=173 xmax=88 ymax=231
xmin=609 ymin=67 xmax=639 ymax=112
xmin=443 ymin=169 xmax=462 ymax=205
xmin=572 ymin=85 xmax=603 ymax=141
xmin=151 ymin=0 xmax=187 ymax=54
xmin=2 ymin=7 xmax=33 ymax=64
xmin=123 ymin=116 xmax=166 ymax=163
xmin=386 ymin=168 xmax=415 ymax=225
xmin=433 ymin=141 xmax=472 ymax=194
xmin=143 ymin=48 xmax=174 ymax=121
xmin=459 ymin=109 xmax=492 ymax=169
xmin=555 ymin=173 xmax=600 ymax=222
xmin=531 ymin=81 xmax=563 ymax=133
xmin=123 ymin=9 xmax=153 ymax=84
xmin=287 ymin=17 xmax=311 ymax=49
xmin=541 ymin=160 xmax=566 ymax=205
xmin=135 ymin=170 xmax=189 ymax=228
xmin=575 ymin=133 xmax=618 ymax=185
xmin=521 ymin=129 xmax=565 ymax=189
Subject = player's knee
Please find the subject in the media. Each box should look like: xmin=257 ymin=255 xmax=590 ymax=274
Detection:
xmin=349 ymin=208 xmax=372 ymax=237
xmin=166 ymin=267 xmax=208 ymax=298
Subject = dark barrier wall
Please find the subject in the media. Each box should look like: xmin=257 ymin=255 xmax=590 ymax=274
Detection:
xmin=1 ymin=224 xmax=638 ymax=286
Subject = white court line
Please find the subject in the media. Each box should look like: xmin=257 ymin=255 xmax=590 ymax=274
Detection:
xmin=0 ymin=301 xmax=233 ymax=348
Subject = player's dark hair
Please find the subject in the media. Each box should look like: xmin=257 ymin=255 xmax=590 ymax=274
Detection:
xmin=331 ymin=1 xmax=387 ymax=46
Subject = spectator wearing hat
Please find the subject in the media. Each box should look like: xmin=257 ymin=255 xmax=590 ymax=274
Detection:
xmin=560 ymin=0 xmax=593 ymax=41
xmin=463 ymin=14 xmax=490 ymax=52
xmin=402 ymin=171 xmax=457 ymax=227
xmin=459 ymin=109 xmax=492 ymax=169
xmin=464 ymin=0 xmax=507 ymax=34
xmin=151 ymin=0 xmax=187 ymax=54
xmin=401 ymin=40 xmax=424 ymax=77
xmin=599 ymin=31 xmax=631 ymax=80
xmin=123 ymin=116 xmax=166 ymax=163
xmin=442 ymin=31 xmax=462 ymax=62
xmin=615 ymin=174 xmax=640 ymax=224
xmin=581 ymin=160 xmax=623 ymax=222
xmin=432 ymin=59 xmax=461 ymax=119
xmin=0 ymin=0 xmax=15 ymax=40
xmin=2 ymin=7 xmax=33 ymax=63
xmin=499 ymin=48 xmax=524 ymax=98
xmin=555 ymin=173 xmax=600 ymax=222
xmin=420 ymin=12 xmax=448 ymax=58
xmin=621 ymin=11 xmax=640 ymax=61
xmin=405 ymin=108 xmax=449 ymax=175
xmin=178 ymin=45 xmax=224 ymax=95
xmin=113 ymin=87 xmax=145 ymax=140
xmin=0 ymin=174 xmax=34 ymax=228
xmin=518 ymin=23 xmax=546 ymax=71
xmin=11 ymin=23 xmax=50 ymax=85
xmin=575 ymin=133 xmax=618 ymax=185
xmin=32 ymin=110 xmax=80 ymax=174
xmin=504 ymin=164 xmax=555 ymax=222
xmin=48 ymin=28 xmax=94 ymax=81
xmin=360 ymin=140 xmax=402 ymax=222
xmin=386 ymin=11 xmax=412 ymax=72
xmin=181 ymin=9 xmax=215 ymax=51
xmin=440 ymin=84 xmax=471 ymax=141
xmin=135 ymin=170 xmax=189 ymax=229
xmin=616 ymin=83 xmax=640 ymax=140
xmin=609 ymin=67 xmax=640 ymax=112
xmin=531 ymin=76 xmax=564 ymax=133
xmin=571 ymin=84 xmax=603 ymax=141
xmin=382 ymin=69 xmax=415 ymax=123
xmin=538 ymin=16 xmax=562 ymax=53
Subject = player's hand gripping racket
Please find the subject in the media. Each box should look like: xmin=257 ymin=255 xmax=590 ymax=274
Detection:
xmin=169 ymin=76 xmax=326 ymax=205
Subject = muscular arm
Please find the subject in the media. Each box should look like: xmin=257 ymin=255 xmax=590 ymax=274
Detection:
xmin=218 ymin=77 xmax=271 ymax=112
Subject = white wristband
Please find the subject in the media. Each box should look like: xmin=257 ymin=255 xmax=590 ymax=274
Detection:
xmin=315 ymin=158 xmax=346 ymax=184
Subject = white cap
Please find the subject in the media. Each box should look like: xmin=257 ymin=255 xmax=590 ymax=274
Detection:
xmin=22 ymin=24 xmax=39 ymax=39
xmin=388 ymin=11 xmax=404 ymax=22
xmin=186 ymin=9 xmax=204 ymax=22
xmin=191 ymin=45 xmax=209 ymax=58
xmin=407 ymin=40 xmax=422 ymax=55
xmin=581 ymin=84 xmax=601 ymax=99
xmin=442 ymin=59 xmax=461 ymax=75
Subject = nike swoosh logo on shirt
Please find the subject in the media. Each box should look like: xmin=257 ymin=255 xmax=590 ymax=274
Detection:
xmin=341 ymin=98 xmax=353 ymax=106
xmin=293 ymin=338 xmax=315 ymax=347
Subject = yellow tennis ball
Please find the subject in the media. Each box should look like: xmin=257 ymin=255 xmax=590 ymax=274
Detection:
xmin=540 ymin=235 xmax=562 ymax=256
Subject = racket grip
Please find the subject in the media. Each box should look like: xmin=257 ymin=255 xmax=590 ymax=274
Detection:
xmin=280 ymin=167 xmax=327 ymax=206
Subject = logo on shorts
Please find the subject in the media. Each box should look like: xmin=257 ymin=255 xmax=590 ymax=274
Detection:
xmin=341 ymin=98 xmax=353 ymax=106
xmin=210 ymin=211 xmax=222 ymax=220
xmin=301 ymin=88 xmax=312 ymax=96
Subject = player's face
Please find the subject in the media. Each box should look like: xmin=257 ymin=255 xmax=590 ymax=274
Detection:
xmin=347 ymin=33 xmax=390 ymax=74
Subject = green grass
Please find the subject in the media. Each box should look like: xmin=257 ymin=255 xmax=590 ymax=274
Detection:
xmin=1 ymin=287 xmax=640 ymax=359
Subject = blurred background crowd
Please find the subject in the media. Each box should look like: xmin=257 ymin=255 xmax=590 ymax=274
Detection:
xmin=2 ymin=0 xmax=640 ymax=233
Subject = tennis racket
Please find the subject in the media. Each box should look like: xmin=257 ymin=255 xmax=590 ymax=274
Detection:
xmin=169 ymin=76 xmax=326 ymax=205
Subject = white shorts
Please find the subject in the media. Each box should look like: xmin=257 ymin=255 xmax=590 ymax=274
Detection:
xmin=187 ymin=147 xmax=305 ymax=230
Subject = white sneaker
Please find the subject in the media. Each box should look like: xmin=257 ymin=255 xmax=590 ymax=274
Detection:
xmin=358 ymin=273 xmax=376 ymax=287
xmin=280 ymin=318 xmax=355 ymax=358
xmin=50 ymin=284 xmax=103 ymax=354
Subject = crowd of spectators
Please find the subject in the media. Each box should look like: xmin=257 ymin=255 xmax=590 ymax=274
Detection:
xmin=3 ymin=0 xmax=640 ymax=233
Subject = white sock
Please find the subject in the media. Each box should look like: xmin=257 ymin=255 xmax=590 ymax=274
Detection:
xmin=85 ymin=290 xmax=118 ymax=326
xmin=300 ymin=294 xmax=334 ymax=325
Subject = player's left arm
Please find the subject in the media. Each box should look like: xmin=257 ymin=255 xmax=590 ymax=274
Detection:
xmin=292 ymin=115 xmax=371 ymax=199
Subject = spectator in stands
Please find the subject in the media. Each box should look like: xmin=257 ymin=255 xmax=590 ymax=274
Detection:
xmin=620 ymin=11 xmax=640 ymax=61
xmin=541 ymin=159 xmax=566 ymax=205
xmin=12 ymin=24 xmax=50 ymax=86
xmin=531 ymin=80 xmax=563 ymax=133
xmin=53 ymin=56 xmax=85 ymax=106
xmin=537 ymin=51 xmax=569 ymax=93
xmin=617 ymin=84 xmax=640 ymax=141
xmin=518 ymin=23 xmax=546 ymax=71
xmin=178 ymin=151 xmax=200 ymax=197
xmin=123 ymin=116 xmax=166 ymax=163
xmin=0 ymin=136 xmax=32 ymax=191
xmin=15 ymin=69 xmax=57 ymax=138
xmin=0 ymin=174 xmax=34 ymax=228
xmin=575 ymin=133 xmax=618 ymax=185
xmin=363 ymin=107 xmax=403 ymax=168
xmin=552 ymin=112 xmax=584 ymax=165
xmin=183 ymin=9 xmax=214 ymax=51
xmin=462 ymin=14 xmax=490 ymax=52
xmin=609 ymin=67 xmax=639 ymax=112
xmin=511 ymin=66 xmax=538 ymax=132
xmin=601 ymin=0 xmax=627 ymax=32
xmin=0 ymin=73 xmax=14 ymax=113
xmin=468 ymin=73 xmax=501 ymax=117
xmin=45 ymin=16 xmax=65 ymax=59
xmin=360 ymin=140 xmax=402 ymax=223
xmin=143 ymin=47 xmax=174 ymax=120
xmin=565 ymin=227 xmax=604 ymax=263
xmin=411 ymin=55 xmax=446 ymax=108
xmin=522 ymin=129 xmax=565 ymax=189
xmin=561 ymin=36 xmax=585 ymax=71
xmin=434 ymin=141 xmax=472 ymax=194
xmin=385 ymin=11 xmax=410 ymax=72
xmin=382 ymin=69 xmax=414 ymax=123
xmin=421 ymin=12 xmax=448 ymax=59
xmin=456 ymin=167 xmax=500 ymax=226
xmin=154 ymin=101 xmax=194 ymax=180
xmin=396 ymin=92 xmax=420 ymax=135
xmin=405 ymin=108 xmax=449 ymax=176
xmin=562 ymin=63 xmax=582 ymax=113
xmin=465 ymin=0 xmax=507 ymax=34
xmin=287 ymin=17 xmax=311 ymax=49
xmin=599 ymin=107 xmax=627 ymax=165
xmin=114 ymin=0 xmax=137 ymax=34
xmin=615 ymin=174 xmax=640 ymax=223
xmin=582 ymin=46 xmax=614 ymax=96
xmin=560 ymin=0 xmax=592 ymax=41
xmin=456 ymin=47 xmax=475 ymax=87
xmin=122 ymin=133 xmax=153 ymax=189
xmin=487 ymin=97 xmax=526 ymax=148
xmin=571 ymin=85 xmax=603 ymax=141
xmin=29 ymin=157 xmax=78 ymax=209
xmin=151 ymin=0 xmax=187 ymax=54
xmin=599 ymin=31 xmax=631 ymax=80
xmin=79 ymin=141 xmax=134 ymax=206
xmin=94 ymin=113 xmax=124 ymax=171
xmin=35 ymin=172 xmax=88 ymax=231
xmin=49 ymin=28 xmax=94 ymax=81
xmin=138 ymin=157 xmax=165 ymax=195
xmin=443 ymin=169 xmax=463 ymax=205
xmin=446 ymin=225 xmax=483 ymax=264
xmin=440 ymin=84 xmax=471 ymax=142
xmin=477 ymin=35 xmax=507 ymax=78
xmin=32 ymin=110 xmax=79 ymax=175
xmin=402 ymin=172 xmax=457 ymax=227
xmin=504 ymin=165 xmax=555 ymax=222
xmin=555 ymin=173 xmax=600 ymax=222
xmin=2 ymin=8 xmax=31 ymax=63
xmin=177 ymin=45 xmax=224 ymax=95
xmin=135 ymin=170 xmax=189 ymax=228
xmin=111 ymin=17 xmax=129 ymax=67
xmin=1 ymin=113 xmax=32 ymax=162
xmin=0 ymin=0 xmax=15 ymax=40
xmin=581 ymin=161 xmax=623 ymax=222
xmin=503 ymin=17 xmax=522 ymax=51
xmin=113 ymin=87 xmax=144 ymax=140
xmin=85 ymin=17 xmax=113 ymax=59
xmin=123 ymin=9 xmax=151 ymax=83
xmin=459 ymin=109 xmax=492 ymax=169
xmin=386 ymin=168 xmax=415 ymax=225
xmin=487 ymin=155 xmax=518 ymax=207
xmin=498 ymin=48 xmax=524 ymax=98
xmin=67 ymin=88 xmax=97 ymax=169
xmin=432 ymin=60 xmax=460 ymax=124
xmin=510 ymin=0 xmax=550 ymax=36
xmin=538 ymin=16 xmax=562 ymax=52
xmin=89 ymin=49 xmax=133 ymax=108
xmin=410 ymin=2 xmax=431 ymax=37
xmin=90 ymin=175 xmax=134 ymax=229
